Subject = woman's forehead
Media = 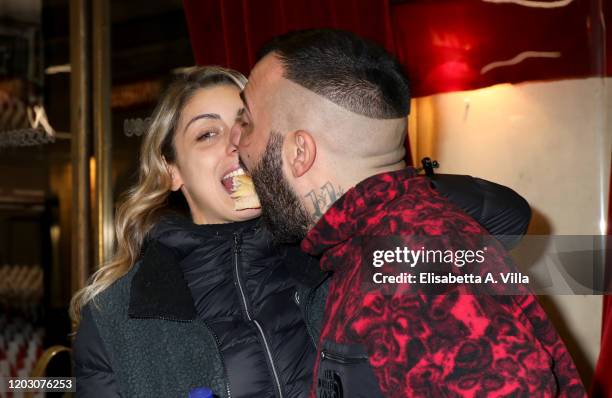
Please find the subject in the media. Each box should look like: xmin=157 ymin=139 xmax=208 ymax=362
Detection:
xmin=180 ymin=85 xmax=241 ymax=125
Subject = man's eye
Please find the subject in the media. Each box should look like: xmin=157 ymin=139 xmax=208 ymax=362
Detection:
xmin=237 ymin=116 xmax=249 ymax=129
xmin=197 ymin=131 xmax=218 ymax=141
xmin=240 ymin=120 xmax=253 ymax=136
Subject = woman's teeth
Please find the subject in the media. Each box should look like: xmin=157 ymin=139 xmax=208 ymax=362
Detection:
xmin=222 ymin=168 xmax=245 ymax=181
xmin=221 ymin=168 xmax=246 ymax=193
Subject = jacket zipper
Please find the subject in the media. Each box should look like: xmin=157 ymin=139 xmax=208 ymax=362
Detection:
xmin=233 ymin=233 xmax=284 ymax=398
xmin=233 ymin=234 xmax=251 ymax=320
xmin=320 ymin=350 xmax=368 ymax=364
xmin=130 ymin=315 xmax=232 ymax=398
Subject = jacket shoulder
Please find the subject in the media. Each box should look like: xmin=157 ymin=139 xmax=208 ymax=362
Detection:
xmin=90 ymin=261 xmax=141 ymax=318
xmin=75 ymin=262 xmax=141 ymax=365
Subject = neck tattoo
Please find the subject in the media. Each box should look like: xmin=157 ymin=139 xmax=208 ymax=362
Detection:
xmin=305 ymin=181 xmax=344 ymax=221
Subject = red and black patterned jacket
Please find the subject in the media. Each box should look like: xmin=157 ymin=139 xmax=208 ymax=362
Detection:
xmin=301 ymin=168 xmax=586 ymax=398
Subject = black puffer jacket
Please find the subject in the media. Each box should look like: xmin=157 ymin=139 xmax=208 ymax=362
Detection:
xmin=72 ymin=174 xmax=531 ymax=398
xmin=152 ymin=217 xmax=316 ymax=397
xmin=74 ymin=216 xmax=317 ymax=398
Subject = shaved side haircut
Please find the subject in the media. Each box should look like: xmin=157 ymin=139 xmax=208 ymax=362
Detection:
xmin=258 ymin=29 xmax=411 ymax=120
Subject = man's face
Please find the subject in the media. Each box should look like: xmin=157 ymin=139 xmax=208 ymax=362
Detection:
xmin=230 ymin=55 xmax=314 ymax=242
xmin=231 ymin=55 xmax=282 ymax=172
xmin=249 ymin=131 xmax=314 ymax=243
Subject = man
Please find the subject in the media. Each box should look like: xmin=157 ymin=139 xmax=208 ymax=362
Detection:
xmin=231 ymin=29 xmax=586 ymax=397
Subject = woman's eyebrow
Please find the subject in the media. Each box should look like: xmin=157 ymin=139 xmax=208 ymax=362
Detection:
xmin=184 ymin=113 xmax=221 ymax=133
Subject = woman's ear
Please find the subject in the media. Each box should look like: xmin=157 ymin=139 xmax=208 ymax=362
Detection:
xmin=162 ymin=156 xmax=183 ymax=191
xmin=287 ymin=130 xmax=316 ymax=178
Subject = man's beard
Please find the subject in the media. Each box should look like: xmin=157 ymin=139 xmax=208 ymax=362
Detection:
xmin=250 ymin=132 xmax=314 ymax=244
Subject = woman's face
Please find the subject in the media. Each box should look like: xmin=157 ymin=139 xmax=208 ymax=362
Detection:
xmin=169 ymin=84 xmax=262 ymax=224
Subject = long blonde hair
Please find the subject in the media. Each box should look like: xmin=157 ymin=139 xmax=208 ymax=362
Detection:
xmin=69 ymin=66 xmax=247 ymax=328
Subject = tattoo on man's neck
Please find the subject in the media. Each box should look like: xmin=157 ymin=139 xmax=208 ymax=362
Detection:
xmin=305 ymin=182 xmax=345 ymax=220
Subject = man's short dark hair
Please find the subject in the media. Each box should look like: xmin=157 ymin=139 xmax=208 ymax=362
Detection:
xmin=258 ymin=29 xmax=410 ymax=119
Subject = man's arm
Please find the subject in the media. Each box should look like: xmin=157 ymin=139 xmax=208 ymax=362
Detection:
xmin=429 ymin=174 xmax=531 ymax=249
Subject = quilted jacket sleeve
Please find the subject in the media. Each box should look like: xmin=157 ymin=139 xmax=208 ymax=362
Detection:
xmin=73 ymin=304 xmax=121 ymax=398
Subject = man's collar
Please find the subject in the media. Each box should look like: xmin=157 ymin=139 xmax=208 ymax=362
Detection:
xmin=300 ymin=167 xmax=419 ymax=258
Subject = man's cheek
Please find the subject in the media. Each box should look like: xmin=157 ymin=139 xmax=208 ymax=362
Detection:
xmin=239 ymin=122 xmax=256 ymax=146
xmin=238 ymin=133 xmax=250 ymax=150
xmin=240 ymin=143 xmax=261 ymax=166
xmin=238 ymin=136 xmax=253 ymax=163
xmin=239 ymin=147 xmax=257 ymax=172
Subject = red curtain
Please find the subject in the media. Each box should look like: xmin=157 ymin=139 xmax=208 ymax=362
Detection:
xmin=183 ymin=1 xmax=609 ymax=98
xmin=182 ymin=0 xmax=395 ymax=77
xmin=391 ymin=0 xmax=610 ymax=97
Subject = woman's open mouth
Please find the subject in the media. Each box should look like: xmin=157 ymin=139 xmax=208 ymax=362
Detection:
xmin=221 ymin=167 xmax=245 ymax=194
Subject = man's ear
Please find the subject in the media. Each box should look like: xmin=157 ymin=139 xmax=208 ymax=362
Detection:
xmin=287 ymin=130 xmax=316 ymax=178
xmin=163 ymin=156 xmax=183 ymax=191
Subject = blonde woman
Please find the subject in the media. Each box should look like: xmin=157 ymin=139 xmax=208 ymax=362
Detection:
xmin=71 ymin=66 xmax=531 ymax=398
xmin=71 ymin=66 xmax=320 ymax=398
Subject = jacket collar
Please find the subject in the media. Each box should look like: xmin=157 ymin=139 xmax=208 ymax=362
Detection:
xmin=128 ymin=240 xmax=198 ymax=321
xmin=300 ymin=168 xmax=419 ymax=261
xmin=128 ymin=215 xmax=259 ymax=321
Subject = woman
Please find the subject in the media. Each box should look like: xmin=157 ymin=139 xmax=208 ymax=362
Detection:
xmin=72 ymin=66 xmax=318 ymax=398
xmin=71 ymin=66 xmax=531 ymax=398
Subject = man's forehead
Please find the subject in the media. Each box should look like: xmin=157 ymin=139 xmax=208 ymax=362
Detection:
xmin=245 ymin=54 xmax=285 ymax=100
xmin=251 ymin=54 xmax=285 ymax=82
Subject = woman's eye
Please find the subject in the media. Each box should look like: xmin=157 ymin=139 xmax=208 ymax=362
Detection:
xmin=197 ymin=130 xmax=218 ymax=141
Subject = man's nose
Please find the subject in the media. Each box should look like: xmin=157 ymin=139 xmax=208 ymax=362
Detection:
xmin=230 ymin=123 xmax=242 ymax=148
xmin=227 ymin=126 xmax=240 ymax=155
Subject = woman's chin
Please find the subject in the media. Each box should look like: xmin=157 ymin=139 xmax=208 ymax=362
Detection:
xmin=229 ymin=207 xmax=262 ymax=221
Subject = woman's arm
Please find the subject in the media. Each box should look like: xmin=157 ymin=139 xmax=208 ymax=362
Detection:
xmin=73 ymin=304 xmax=121 ymax=397
xmin=429 ymin=174 xmax=531 ymax=249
